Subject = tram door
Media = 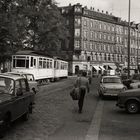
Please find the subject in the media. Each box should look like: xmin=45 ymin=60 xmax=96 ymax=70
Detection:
xmin=30 ymin=57 xmax=37 ymax=79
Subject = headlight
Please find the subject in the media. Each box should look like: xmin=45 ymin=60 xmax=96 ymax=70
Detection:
xmin=102 ymin=87 xmax=106 ymax=92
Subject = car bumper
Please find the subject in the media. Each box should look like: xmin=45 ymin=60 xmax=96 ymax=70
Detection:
xmin=116 ymin=103 xmax=125 ymax=108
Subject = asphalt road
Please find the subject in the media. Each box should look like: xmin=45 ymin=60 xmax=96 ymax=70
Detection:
xmin=99 ymin=98 xmax=140 ymax=140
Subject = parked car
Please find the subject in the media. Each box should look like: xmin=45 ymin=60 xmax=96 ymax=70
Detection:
xmin=98 ymin=75 xmax=126 ymax=98
xmin=5 ymin=72 xmax=39 ymax=94
xmin=129 ymin=74 xmax=140 ymax=89
xmin=116 ymin=88 xmax=140 ymax=114
xmin=0 ymin=74 xmax=35 ymax=136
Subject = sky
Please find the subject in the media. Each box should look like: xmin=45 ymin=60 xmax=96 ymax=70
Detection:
xmin=56 ymin=0 xmax=140 ymax=23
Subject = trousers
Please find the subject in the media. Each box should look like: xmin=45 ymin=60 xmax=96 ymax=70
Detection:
xmin=78 ymin=88 xmax=86 ymax=113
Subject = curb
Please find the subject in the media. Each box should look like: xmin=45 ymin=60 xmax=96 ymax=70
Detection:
xmin=85 ymin=100 xmax=104 ymax=140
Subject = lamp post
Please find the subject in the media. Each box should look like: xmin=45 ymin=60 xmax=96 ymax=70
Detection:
xmin=127 ymin=0 xmax=131 ymax=78
xmin=137 ymin=30 xmax=139 ymax=72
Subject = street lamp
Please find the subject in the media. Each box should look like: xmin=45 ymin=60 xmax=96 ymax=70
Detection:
xmin=127 ymin=0 xmax=131 ymax=78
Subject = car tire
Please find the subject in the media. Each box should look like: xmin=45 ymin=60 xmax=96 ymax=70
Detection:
xmin=125 ymin=100 xmax=140 ymax=114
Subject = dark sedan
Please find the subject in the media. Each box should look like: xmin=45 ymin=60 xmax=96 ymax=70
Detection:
xmin=116 ymin=88 xmax=140 ymax=114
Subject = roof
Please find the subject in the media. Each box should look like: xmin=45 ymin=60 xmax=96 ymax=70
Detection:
xmin=6 ymin=72 xmax=33 ymax=75
xmin=0 ymin=73 xmax=25 ymax=80
xmin=14 ymin=50 xmax=52 ymax=58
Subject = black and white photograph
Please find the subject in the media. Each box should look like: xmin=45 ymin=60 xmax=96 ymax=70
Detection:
xmin=0 ymin=0 xmax=140 ymax=139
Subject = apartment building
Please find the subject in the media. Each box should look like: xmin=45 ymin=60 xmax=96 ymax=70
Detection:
xmin=60 ymin=3 xmax=140 ymax=75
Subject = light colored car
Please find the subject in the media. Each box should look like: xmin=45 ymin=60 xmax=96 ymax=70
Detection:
xmin=5 ymin=72 xmax=39 ymax=94
xmin=130 ymin=74 xmax=140 ymax=89
xmin=98 ymin=75 xmax=126 ymax=98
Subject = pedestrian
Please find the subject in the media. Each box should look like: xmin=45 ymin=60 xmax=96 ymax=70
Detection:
xmin=74 ymin=71 xmax=90 ymax=114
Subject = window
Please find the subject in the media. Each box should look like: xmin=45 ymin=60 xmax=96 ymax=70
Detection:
xmin=12 ymin=56 xmax=29 ymax=68
xmin=84 ymin=31 xmax=88 ymax=38
xmin=90 ymin=21 xmax=93 ymax=28
xmin=75 ymin=40 xmax=80 ymax=49
xmin=75 ymin=29 xmax=80 ymax=37
xmin=75 ymin=18 xmax=81 ymax=26
xmin=31 ymin=57 xmax=33 ymax=67
xmin=39 ymin=58 xmax=43 ymax=68
xmin=90 ymin=31 xmax=94 ymax=39
xmin=20 ymin=79 xmax=27 ymax=92
xmin=84 ymin=20 xmax=87 ymax=26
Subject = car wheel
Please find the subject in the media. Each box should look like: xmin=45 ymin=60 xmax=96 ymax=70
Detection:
xmin=126 ymin=101 xmax=140 ymax=114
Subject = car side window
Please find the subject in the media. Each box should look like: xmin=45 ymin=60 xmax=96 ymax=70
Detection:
xmin=20 ymin=79 xmax=27 ymax=93
xmin=15 ymin=80 xmax=21 ymax=96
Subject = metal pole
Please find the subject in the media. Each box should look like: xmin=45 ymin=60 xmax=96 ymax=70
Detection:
xmin=137 ymin=30 xmax=139 ymax=72
xmin=127 ymin=0 xmax=131 ymax=78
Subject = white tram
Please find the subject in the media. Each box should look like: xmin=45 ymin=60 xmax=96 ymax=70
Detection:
xmin=11 ymin=50 xmax=68 ymax=83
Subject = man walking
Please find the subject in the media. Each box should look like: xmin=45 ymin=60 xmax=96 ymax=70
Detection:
xmin=75 ymin=71 xmax=89 ymax=113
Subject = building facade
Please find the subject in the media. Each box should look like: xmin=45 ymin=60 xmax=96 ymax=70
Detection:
xmin=60 ymin=3 xmax=140 ymax=75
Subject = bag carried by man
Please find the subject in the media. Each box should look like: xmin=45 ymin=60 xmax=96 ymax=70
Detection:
xmin=70 ymin=77 xmax=81 ymax=100
xmin=70 ymin=87 xmax=80 ymax=100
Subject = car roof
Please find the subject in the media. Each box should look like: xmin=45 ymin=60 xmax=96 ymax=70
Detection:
xmin=0 ymin=73 xmax=25 ymax=80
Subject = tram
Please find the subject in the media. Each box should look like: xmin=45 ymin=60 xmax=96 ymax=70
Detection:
xmin=11 ymin=50 xmax=68 ymax=83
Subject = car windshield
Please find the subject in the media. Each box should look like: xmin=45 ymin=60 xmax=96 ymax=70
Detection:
xmin=0 ymin=77 xmax=14 ymax=94
xmin=103 ymin=77 xmax=121 ymax=83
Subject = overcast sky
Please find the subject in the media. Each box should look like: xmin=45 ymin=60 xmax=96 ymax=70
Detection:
xmin=56 ymin=0 xmax=140 ymax=23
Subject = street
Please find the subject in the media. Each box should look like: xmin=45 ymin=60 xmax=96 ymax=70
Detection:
xmin=1 ymin=77 xmax=140 ymax=140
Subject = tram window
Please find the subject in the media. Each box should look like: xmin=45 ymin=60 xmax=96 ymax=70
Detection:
xmin=47 ymin=60 xmax=49 ymax=68
xmin=31 ymin=57 xmax=33 ymax=67
xmin=43 ymin=61 xmax=46 ymax=68
xmin=34 ymin=59 xmax=36 ymax=67
xmin=50 ymin=60 xmax=52 ymax=68
xmin=54 ymin=61 xmax=57 ymax=69
xmin=57 ymin=62 xmax=60 ymax=69
xmin=17 ymin=60 xmax=25 ymax=67
xmin=39 ymin=61 xmax=42 ymax=68
xmin=26 ymin=60 xmax=29 ymax=68
xmin=13 ymin=59 xmax=16 ymax=68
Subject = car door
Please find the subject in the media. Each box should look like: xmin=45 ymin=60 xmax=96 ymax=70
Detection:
xmin=11 ymin=79 xmax=24 ymax=120
xmin=20 ymin=78 xmax=31 ymax=113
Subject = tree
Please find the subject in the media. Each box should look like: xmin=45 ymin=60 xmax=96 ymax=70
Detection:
xmin=14 ymin=0 xmax=69 ymax=53
xmin=0 ymin=0 xmax=69 ymax=66
xmin=0 ymin=0 xmax=21 ymax=67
